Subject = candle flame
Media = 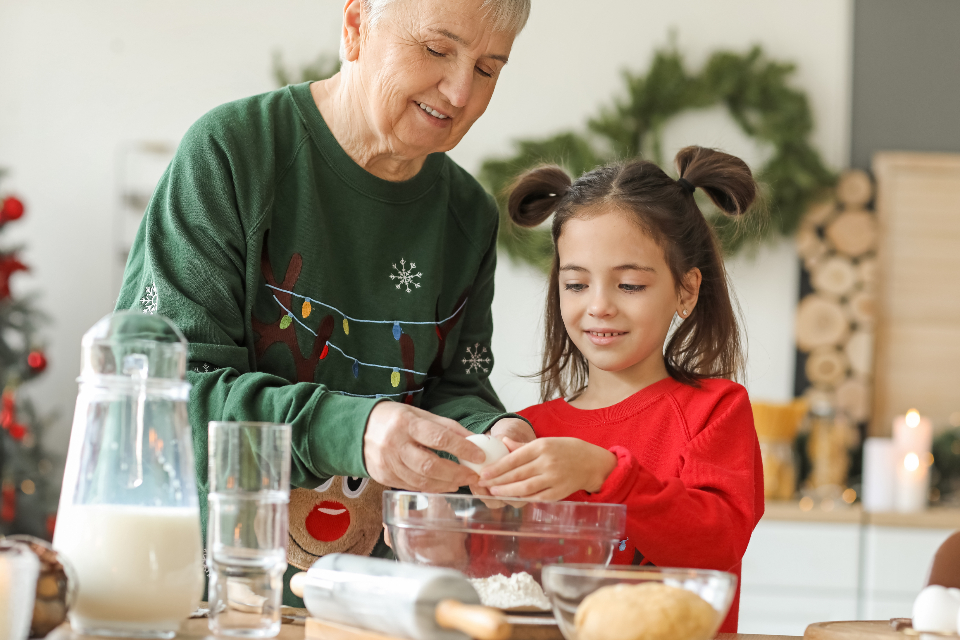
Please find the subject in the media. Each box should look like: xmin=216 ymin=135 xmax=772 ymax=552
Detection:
xmin=904 ymin=452 xmax=920 ymax=472
xmin=906 ymin=410 xmax=921 ymax=428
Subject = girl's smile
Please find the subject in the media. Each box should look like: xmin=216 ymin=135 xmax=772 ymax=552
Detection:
xmin=584 ymin=329 xmax=629 ymax=345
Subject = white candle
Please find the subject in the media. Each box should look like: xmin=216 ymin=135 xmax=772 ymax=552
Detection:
xmin=893 ymin=409 xmax=933 ymax=454
xmin=862 ymin=438 xmax=895 ymax=512
xmin=892 ymin=409 xmax=933 ymax=513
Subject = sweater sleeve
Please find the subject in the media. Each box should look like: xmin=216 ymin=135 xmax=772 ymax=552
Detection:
xmin=418 ymin=210 xmax=526 ymax=435
xmin=115 ymin=117 xmax=377 ymax=496
xmin=576 ymin=386 xmax=763 ymax=572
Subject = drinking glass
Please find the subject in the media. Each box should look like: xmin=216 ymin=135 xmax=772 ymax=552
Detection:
xmin=207 ymin=421 xmax=291 ymax=638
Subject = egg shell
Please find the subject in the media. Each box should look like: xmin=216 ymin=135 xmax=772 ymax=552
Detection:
xmin=913 ymin=585 xmax=960 ymax=633
xmin=461 ymin=434 xmax=510 ymax=473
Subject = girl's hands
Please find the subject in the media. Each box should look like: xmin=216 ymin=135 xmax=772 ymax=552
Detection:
xmin=478 ymin=437 xmax=618 ymax=501
xmin=468 ymin=419 xmax=534 ymax=507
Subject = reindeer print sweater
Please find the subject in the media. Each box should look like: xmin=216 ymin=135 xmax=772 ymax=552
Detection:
xmin=115 ymin=82 xmax=520 ymax=605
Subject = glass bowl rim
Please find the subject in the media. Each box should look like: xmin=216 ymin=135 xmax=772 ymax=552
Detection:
xmin=384 ymin=489 xmax=628 ymax=511
xmin=541 ymin=563 xmax=737 ymax=584
xmin=383 ymin=491 xmax=627 ymax=537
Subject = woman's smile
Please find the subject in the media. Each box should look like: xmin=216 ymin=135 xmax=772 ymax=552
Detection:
xmin=415 ymin=101 xmax=451 ymax=120
xmin=413 ymin=100 xmax=453 ymax=127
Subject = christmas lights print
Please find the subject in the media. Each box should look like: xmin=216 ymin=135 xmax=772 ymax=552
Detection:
xmin=269 ymin=293 xmax=436 ymax=401
xmin=254 ymin=245 xmax=474 ymax=400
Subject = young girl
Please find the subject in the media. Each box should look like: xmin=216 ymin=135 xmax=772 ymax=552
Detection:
xmin=477 ymin=147 xmax=764 ymax=633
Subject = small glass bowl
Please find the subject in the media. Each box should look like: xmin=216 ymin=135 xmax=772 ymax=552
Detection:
xmin=541 ymin=564 xmax=737 ymax=640
xmin=383 ymin=491 xmax=626 ymax=586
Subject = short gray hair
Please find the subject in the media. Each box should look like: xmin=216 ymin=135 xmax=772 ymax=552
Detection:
xmin=340 ymin=0 xmax=531 ymax=61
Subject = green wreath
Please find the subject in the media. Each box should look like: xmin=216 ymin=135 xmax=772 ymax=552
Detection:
xmin=479 ymin=45 xmax=836 ymax=272
xmin=274 ymin=45 xmax=836 ymax=272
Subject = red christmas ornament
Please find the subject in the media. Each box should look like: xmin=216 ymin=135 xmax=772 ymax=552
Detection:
xmin=8 ymin=423 xmax=26 ymax=441
xmin=27 ymin=350 xmax=47 ymax=372
xmin=0 ymin=196 xmax=24 ymax=223
xmin=0 ymin=254 xmax=28 ymax=299
xmin=1 ymin=482 xmax=15 ymax=522
xmin=0 ymin=392 xmax=14 ymax=429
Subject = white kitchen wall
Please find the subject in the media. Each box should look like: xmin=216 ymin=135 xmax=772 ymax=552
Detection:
xmin=0 ymin=0 xmax=852 ymax=452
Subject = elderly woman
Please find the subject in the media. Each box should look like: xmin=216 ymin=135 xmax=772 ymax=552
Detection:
xmin=116 ymin=0 xmax=533 ymax=603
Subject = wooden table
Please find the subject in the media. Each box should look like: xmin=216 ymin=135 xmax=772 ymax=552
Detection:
xmin=47 ymin=618 xmax=799 ymax=640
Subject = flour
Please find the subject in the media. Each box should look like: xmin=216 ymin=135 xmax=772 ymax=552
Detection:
xmin=468 ymin=572 xmax=551 ymax=610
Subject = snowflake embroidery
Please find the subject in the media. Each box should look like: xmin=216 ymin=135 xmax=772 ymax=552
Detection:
xmin=462 ymin=343 xmax=491 ymax=374
xmin=389 ymin=258 xmax=422 ymax=293
xmin=140 ymin=283 xmax=158 ymax=314
xmin=192 ymin=363 xmax=213 ymax=373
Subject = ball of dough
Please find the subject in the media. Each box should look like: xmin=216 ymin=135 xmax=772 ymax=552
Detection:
xmin=575 ymin=583 xmax=718 ymax=640
xmin=461 ymin=434 xmax=510 ymax=473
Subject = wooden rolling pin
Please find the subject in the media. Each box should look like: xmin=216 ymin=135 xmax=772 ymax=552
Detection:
xmin=291 ymin=554 xmax=511 ymax=640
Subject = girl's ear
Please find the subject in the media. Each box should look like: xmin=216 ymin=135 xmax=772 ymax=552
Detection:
xmin=342 ymin=0 xmax=364 ymax=63
xmin=677 ymin=268 xmax=702 ymax=317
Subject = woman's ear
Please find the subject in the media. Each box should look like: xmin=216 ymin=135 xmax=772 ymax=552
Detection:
xmin=677 ymin=267 xmax=702 ymax=317
xmin=342 ymin=0 xmax=364 ymax=63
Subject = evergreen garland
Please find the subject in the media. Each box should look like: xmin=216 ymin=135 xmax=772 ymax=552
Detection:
xmin=479 ymin=45 xmax=837 ymax=271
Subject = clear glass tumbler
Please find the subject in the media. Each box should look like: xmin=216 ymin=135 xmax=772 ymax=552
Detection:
xmin=207 ymin=422 xmax=291 ymax=638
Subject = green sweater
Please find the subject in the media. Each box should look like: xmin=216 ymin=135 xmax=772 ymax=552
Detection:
xmin=116 ymin=82 xmax=517 ymax=601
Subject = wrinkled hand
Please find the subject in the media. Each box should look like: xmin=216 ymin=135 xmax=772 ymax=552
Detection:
xmin=478 ymin=437 xmax=617 ymax=501
xmin=363 ymin=402 xmax=483 ymax=493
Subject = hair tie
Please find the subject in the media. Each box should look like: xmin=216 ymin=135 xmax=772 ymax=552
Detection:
xmin=677 ymin=177 xmax=696 ymax=195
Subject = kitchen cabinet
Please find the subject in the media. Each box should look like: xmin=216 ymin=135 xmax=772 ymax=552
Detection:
xmin=737 ymin=503 xmax=960 ymax=636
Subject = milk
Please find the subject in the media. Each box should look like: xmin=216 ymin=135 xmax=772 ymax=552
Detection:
xmin=53 ymin=504 xmax=204 ymax=635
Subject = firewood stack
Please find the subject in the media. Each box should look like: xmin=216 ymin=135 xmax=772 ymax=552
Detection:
xmin=795 ymin=169 xmax=877 ymax=427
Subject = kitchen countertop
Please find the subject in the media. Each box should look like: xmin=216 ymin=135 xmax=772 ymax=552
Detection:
xmin=47 ymin=618 xmax=801 ymax=640
xmin=762 ymin=500 xmax=960 ymax=529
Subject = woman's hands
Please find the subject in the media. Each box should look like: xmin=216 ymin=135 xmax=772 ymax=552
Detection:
xmin=363 ymin=402 xmax=484 ymax=493
xmin=478 ymin=437 xmax=618 ymax=501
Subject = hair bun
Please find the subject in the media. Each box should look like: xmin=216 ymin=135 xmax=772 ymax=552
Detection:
xmin=674 ymin=146 xmax=757 ymax=216
xmin=507 ymin=165 xmax=572 ymax=228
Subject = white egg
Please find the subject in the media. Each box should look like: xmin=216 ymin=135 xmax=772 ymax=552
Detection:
xmin=461 ymin=434 xmax=510 ymax=473
xmin=913 ymin=585 xmax=960 ymax=633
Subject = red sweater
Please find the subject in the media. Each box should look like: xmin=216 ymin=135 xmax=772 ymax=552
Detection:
xmin=518 ymin=376 xmax=764 ymax=634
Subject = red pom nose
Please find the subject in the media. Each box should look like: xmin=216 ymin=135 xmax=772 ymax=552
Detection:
xmin=305 ymin=500 xmax=350 ymax=542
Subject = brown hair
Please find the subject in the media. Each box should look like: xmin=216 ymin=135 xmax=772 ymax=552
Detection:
xmin=507 ymin=146 xmax=757 ymax=402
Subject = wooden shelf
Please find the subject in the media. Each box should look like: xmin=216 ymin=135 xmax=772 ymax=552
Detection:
xmin=763 ymin=500 xmax=960 ymax=529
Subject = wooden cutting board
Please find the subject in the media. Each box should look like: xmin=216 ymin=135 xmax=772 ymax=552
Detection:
xmin=306 ymin=614 xmax=562 ymax=640
xmin=804 ymin=620 xmax=944 ymax=640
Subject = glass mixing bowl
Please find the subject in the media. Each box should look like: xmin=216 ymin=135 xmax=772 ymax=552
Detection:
xmin=383 ymin=491 xmax=626 ymax=586
xmin=541 ymin=565 xmax=737 ymax=640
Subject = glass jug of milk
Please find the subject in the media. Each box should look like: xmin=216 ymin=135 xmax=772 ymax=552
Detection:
xmin=53 ymin=311 xmax=203 ymax=638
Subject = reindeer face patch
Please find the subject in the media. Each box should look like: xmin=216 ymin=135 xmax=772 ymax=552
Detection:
xmin=286 ymin=477 xmax=387 ymax=570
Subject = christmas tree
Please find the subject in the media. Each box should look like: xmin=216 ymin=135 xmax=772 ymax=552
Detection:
xmin=0 ymin=169 xmax=60 ymax=540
